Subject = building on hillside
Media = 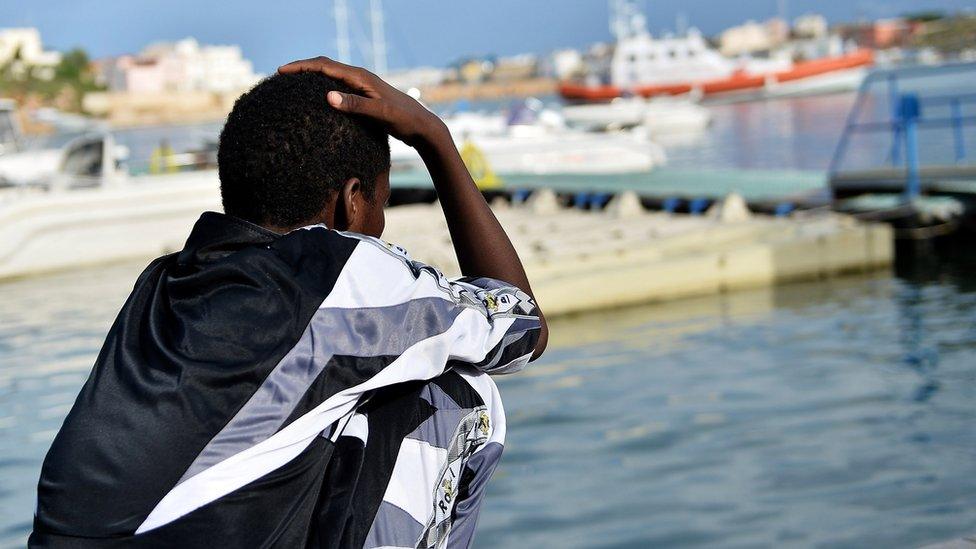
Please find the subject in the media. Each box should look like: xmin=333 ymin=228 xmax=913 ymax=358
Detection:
xmin=793 ymin=14 xmax=828 ymax=39
xmin=99 ymin=38 xmax=261 ymax=94
xmin=719 ymin=18 xmax=789 ymax=56
xmin=0 ymin=28 xmax=62 ymax=80
xmin=382 ymin=66 xmax=452 ymax=91
xmin=836 ymin=18 xmax=917 ymax=49
xmin=778 ymin=34 xmax=848 ymax=61
xmin=491 ymin=54 xmax=538 ymax=81
xmin=454 ymin=58 xmax=495 ymax=84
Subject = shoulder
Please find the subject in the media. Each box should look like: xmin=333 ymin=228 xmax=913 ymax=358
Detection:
xmin=326 ymin=229 xmax=473 ymax=306
xmin=270 ymin=224 xmax=361 ymax=267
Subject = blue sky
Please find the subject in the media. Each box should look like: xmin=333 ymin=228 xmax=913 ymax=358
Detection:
xmin=3 ymin=0 xmax=974 ymax=73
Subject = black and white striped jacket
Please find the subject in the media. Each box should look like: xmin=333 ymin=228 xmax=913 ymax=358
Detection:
xmin=31 ymin=211 xmax=541 ymax=548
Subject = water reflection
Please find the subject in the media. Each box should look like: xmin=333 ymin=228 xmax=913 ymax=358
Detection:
xmin=665 ymin=93 xmax=857 ymax=171
xmin=2 ymin=257 xmax=976 ymax=548
xmin=481 ymin=268 xmax=976 ymax=548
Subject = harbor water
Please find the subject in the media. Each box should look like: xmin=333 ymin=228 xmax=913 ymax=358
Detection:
xmin=108 ymin=91 xmax=861 ymax=174
xmin=479 ymin=255 xmax=976 ymax=548
xmin=2 ymin=92 xmax=975 ymax=547
xmin=2 ymin=250 xmax=975 ymax=548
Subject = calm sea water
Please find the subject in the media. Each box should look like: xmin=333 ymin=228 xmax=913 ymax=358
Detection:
xmin=2 ymin=254 xmax=975 ymax=548
xmin=2 ymin=90 xmax=976 ymax=547
xmin=478 ymin=254 xmax=976 ymax=548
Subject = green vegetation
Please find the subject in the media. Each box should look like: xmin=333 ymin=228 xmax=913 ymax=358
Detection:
xmin=0 ymin=47 xmax=104 ymax=112
xmin=902 ymin=11 xmax=947 ymax=23
xmin=911 ymin=15 xmax=976 ymax=53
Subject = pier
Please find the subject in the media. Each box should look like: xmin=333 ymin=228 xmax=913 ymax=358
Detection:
xmin=0 ymin=174 xmax=892 ymax=316
xmin=387 ymin=190 xmax=891 ymax=315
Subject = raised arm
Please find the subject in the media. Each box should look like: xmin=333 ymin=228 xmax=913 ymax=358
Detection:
xmin=278 ymin=57 xmax=547 ymax=359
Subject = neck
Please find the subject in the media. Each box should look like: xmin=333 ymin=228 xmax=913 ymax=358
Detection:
xmin=259 ymin=204 xmax=334 ymax=235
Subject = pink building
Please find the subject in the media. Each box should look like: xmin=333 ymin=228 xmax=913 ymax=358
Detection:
xmin=107 ymin=56 xmax=167 ymax=93
xmin=838 ymin=19 xmax=916 ymax=49
xmin=99 ymin=38 xmax=260 ymax=94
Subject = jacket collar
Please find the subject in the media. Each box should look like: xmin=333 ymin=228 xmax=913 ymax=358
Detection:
xmin=178 ymin=212 xmax=280 ymax=264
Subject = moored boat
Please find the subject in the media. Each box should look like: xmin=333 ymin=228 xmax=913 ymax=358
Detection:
xmin=560 ymin=50 xmax=874 ymax=102
xmin=0 ymin=99 xmax=22 ymax=156
xmin=391 ymin=104 xmax=666 ymax=176
xmin=560 ymin=1 xmax=873 ymax=103
xmin=562 ymin=96 xmax=712 ymax=134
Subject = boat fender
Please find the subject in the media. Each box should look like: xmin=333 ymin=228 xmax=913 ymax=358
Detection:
xmin=774 ymin=202 xmax=795 ymax=217
xmin=574 ymin=192 xmax=591 ymax=210
xmin=689 ymin=197 xmax=710 ymax=215
xmin=589 ymin=193 xmax=612 ymax=210
xmin=662 ymin=197 xmax=681 ymax=213
xmin=512 ymin=189 xmax=532 ymax=204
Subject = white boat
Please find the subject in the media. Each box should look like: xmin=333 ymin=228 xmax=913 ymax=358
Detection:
xmin=562 ymin=97 xmax=712 ymax=135
xmin=560 ymin=0 xmax=872 ymax=102
xmin=0 ymin=99 xmax=22 ymax=156
xmin=0 ymin=100 xmax=117 ymax=186
xmin=0 ymin=132 xmax=221 ymax=280
xmin=391 ymin=104 xmax=666 ymax=175
xmin=0 ymin=132 xmax=98 ymax=187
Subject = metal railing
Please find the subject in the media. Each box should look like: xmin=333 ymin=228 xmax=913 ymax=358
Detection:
xmin=829 ymin=61 xmax=976 ymax=201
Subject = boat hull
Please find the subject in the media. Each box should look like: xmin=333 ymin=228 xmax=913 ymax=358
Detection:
xmin=562 ymin=98 xmax=712 ymax=134
xmin=0 ymin=171 xmax=221 ymax=280
xmin=560 ymin=50 xmax=875 ymax=102
xmin=391 ymin=129 xmax=666 ymax=175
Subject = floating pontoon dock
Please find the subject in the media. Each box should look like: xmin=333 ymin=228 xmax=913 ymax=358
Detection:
xmin=0 ymin=172 xmax=892 ymax=316
xmin=387 ymin=190 xmax=892 ymax=316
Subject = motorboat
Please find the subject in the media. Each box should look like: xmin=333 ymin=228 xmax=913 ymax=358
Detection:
xmin=391 ymin=101 xmax=666 ymax=176
xmin=0 ymin=131 xmax=221 ymax=279
xmin=0 ymin=99 xmax=22 ymax=156
xmin=562 ymin=97 xmax=712 ymax=135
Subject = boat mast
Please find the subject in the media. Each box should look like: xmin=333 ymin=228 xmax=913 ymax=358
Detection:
xmin=609 ymin=0 xmax=646 ymax=40
xmin=609 ymin=0 xmax=626 ymax=40
xmin=334 ymin=0 xmax=351 ymax=63
xmin=676 ymin=12 xmax=688 ymax=36
xmin=369 ymin=0 xmax=387 ymax=75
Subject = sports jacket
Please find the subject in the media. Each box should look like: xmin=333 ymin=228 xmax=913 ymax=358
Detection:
xmin=31 ymin=212 xmax=540 ymax=548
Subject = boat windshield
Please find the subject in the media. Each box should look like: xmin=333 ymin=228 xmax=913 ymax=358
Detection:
xmin=0 ymin=114 xmax=18 ymax=146
xmin=22 ymin=131 xmax=90 ymax=152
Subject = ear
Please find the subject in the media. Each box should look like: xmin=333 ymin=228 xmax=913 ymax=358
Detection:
xmin=339 ymin=177 xmax=365 ymax=232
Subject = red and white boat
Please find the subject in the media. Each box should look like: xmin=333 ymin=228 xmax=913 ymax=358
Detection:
xmin=560 ymin=2 xmax=874 ymax=103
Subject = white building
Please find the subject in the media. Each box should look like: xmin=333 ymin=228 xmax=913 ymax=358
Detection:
xmin=492 ymin=53 xmax=538 ymax=81
xmin=105 ymin=38 xmax=261 ymax=93
xmin=382 ymin=67 xmax=450 ymax=91
xmin=549 ymin=49 xmax=584 ymax=80
xmin=793 ymin=14 xmax=828 ymax=39
xmin=0 ymin=28 xmax=62 ymax=79
xmin=719 ymin=19 xmax=789 ymax=56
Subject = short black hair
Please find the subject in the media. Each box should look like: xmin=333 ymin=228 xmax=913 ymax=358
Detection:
xmin=218 ymin=72 xmax=390 ymax=228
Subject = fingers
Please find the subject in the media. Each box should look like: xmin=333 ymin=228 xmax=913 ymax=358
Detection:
xmin=277 ymin=56 xmax=371 ymax=90
xmin=327 ymin=91 xmax=385 ymax=120
xmin=277 ymin=56 xmax=349 ymax=75
xmin=280 ymin=56 xmax=393 ymax=124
